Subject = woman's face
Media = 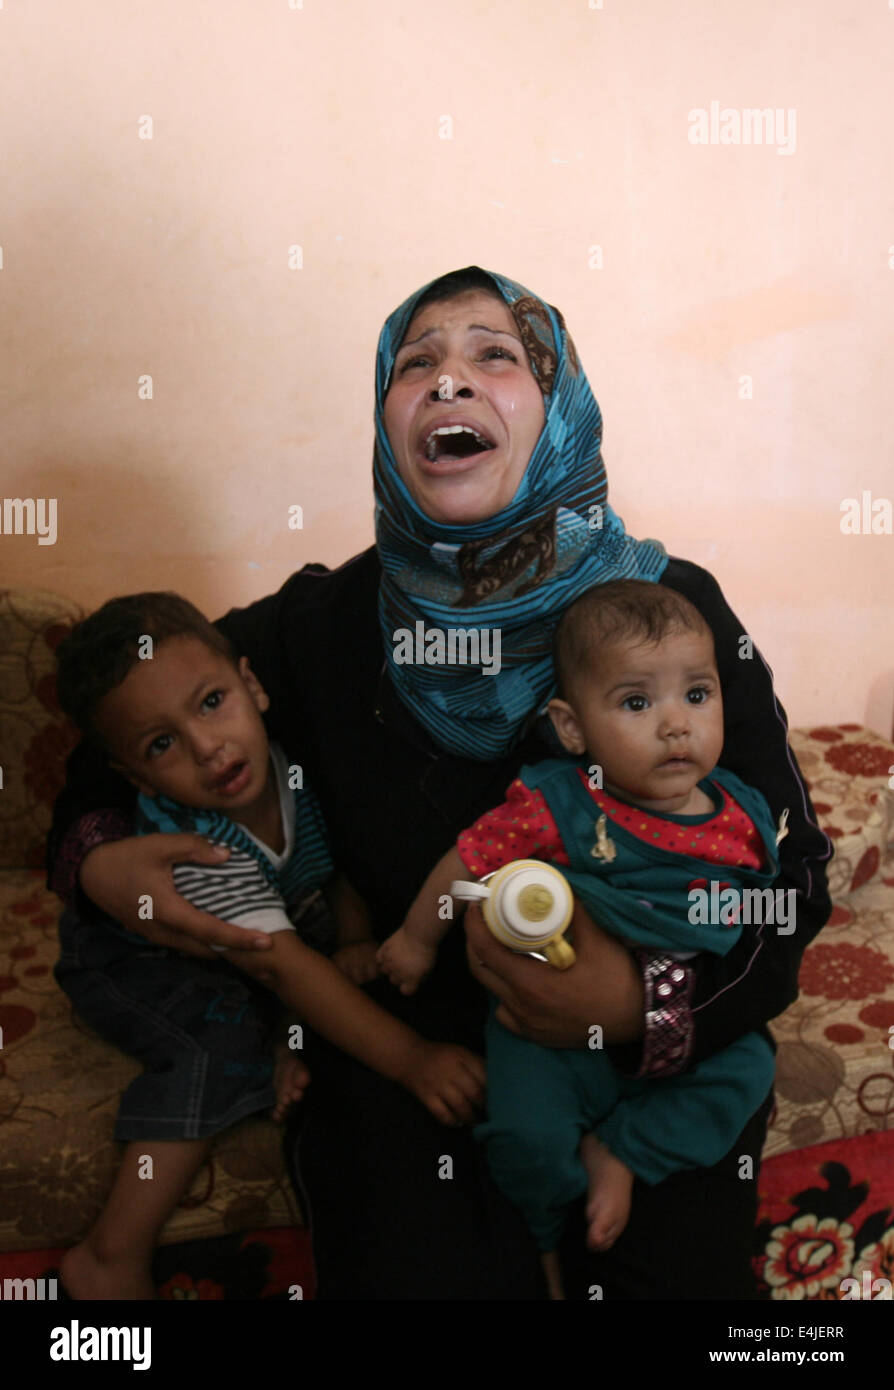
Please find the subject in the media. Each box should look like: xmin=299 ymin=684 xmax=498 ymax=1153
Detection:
xmin=383 ymin=290 xmax=546 ymax=525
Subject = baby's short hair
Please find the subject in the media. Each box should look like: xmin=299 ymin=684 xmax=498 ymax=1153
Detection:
xmin=553 ymin=580 xmax=713 ymax=699
xmin=56 ymin=591 xmax=236 ymax=743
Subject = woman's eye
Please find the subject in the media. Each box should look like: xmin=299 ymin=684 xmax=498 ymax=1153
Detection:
xmin=146 ymin=734 xmax=173 ymax=759
xmin=622 ymin=695 xmax=648 ymax=712
xmin=202 ymin=690 xmax=224 ymax=711
xmin=397 ymin=345 xmax=517 ymax=374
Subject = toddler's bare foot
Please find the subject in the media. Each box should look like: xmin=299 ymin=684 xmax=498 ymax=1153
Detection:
xmin=60 ymin=1240 xmax=156 ymax=1300
xmin=579 ymin=1132 xmax=633 ymax=1252
xmin=271 ymin=1046 xmax=310 ymax=1123
xmin=540 ymin=1249 xmax=565 ymax=1301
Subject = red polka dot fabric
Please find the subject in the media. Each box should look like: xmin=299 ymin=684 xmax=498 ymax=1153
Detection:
xmin=457 ymin=778 xmax=571 ymax=875
xmin=573 ymin=768 xmax=764 ymax=869
xmin=456 ymin=771 xmax=765 ymax=876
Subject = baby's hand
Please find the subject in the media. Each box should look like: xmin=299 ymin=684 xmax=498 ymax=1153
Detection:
xmin=331 ymin=940 xmax=380 ymax=986
xmin=377 ymin=927 xmax=437 ymax=995
xmin=403 ymin=1041 xmax=486 ymax=1127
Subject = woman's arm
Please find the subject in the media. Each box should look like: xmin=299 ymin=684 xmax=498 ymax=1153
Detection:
xmin=464 ymin=898 xmax=645 ymax=1045
xmin=78 ymin=835 xmax=279 ymax=955
xmin=214 ymin=562 xmax=334 ymax=746
xmin=662 ymin=560 xmax=833 ymax=1070
xmin=47 ymin=740 xmax=137 ymax=914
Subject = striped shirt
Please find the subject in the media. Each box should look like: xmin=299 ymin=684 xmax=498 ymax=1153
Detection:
xmin=136 ymin=743 xmax=335 ymax=952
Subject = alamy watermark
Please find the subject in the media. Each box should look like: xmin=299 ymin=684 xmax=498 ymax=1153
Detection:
xmin=688 ymin=883 xmax=796 ymax=934
xmin=1 ymin=1276 xmax=58 ymax=1299
xmin=839 ymin=491 xmax=892 ymax=535
xmin=688 ymin=102 xmax=796 ymax=156
xmin=392 ymin=621 xmax=502 ymax=676
xmin=50 ymin=1321 xmax=151 ymax=1370
xmin=839 ymin=1271 xmax=892 ymax=1300
xmin=0 ymin=497 xmax=57 ymax=545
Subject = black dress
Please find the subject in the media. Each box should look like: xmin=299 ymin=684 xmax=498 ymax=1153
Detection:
xmin=48 ymin=546 xmax=832 ymax=1299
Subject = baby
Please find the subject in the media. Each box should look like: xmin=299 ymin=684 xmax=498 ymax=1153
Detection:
xmin=54 ymin=591 xmax=484 ymax=1299
xmin=379 ymin=580 xmax=785 ymax=1298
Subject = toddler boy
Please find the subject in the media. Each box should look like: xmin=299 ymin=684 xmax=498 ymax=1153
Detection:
xmin=54 ymin=592 xmax=484 ymax=1299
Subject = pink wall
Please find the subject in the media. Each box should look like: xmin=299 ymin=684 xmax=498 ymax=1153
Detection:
xmin=2 ymin=1 xmax=892 ymax=732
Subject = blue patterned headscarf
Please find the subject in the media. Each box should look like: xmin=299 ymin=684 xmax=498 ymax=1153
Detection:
xmin=374 ymin=266 xmax=668 ymax=761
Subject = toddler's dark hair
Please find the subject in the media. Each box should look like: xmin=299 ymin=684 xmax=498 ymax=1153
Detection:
xmin=553 ymin=580 xmax=713 ymax=699
xmin=56 ymin=592 xmax=236 ymax=743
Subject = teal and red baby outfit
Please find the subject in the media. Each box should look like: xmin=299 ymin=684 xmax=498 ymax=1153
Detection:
xmin=458 ymin=758 xmax=783 ymax=1250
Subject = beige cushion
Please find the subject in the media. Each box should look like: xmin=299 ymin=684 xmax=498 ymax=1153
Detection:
xmin=0 ymin=869 xmax=302 ymax=1252
xmin=789 ymin=726 xmax=894 ymax=899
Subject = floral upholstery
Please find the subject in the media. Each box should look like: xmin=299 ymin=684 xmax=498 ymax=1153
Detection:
xmin=789 ymin=725 xmax=894 ymax=902
xmin=766 ymin=727 xmax=894 ymax=1158
xmin=754 ymin=1129 xmax=894 ymax=1300
xmin=0 ymin=590 xmax=301 ymax=1254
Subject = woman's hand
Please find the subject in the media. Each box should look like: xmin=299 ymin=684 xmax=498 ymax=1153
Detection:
xmin=463 ymin=898 xmax=645 ymax=1048
xmin=79 ymin=835 xmax=275 ymax=957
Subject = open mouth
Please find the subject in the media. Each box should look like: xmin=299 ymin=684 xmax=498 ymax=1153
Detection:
xmin=421 ymin=424 xmax=496 ymax=464
xmin=212 ymin=761 xmax=250 ymax=795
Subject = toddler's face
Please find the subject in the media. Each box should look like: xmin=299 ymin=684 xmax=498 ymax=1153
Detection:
xmin=96 ymin=634 xmax=272 ymax=812
xmin=549 ymin=627 xmax=724 ymax=810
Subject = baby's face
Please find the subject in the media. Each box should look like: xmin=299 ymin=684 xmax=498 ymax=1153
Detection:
xmin=96 ymin=635 xmax=272 ymax=812
xmin=550 ymin=627 xmax=724 ymax=811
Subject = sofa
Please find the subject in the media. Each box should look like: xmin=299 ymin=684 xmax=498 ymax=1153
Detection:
xmin=1 ymin=586 xmax=893 ymax=1300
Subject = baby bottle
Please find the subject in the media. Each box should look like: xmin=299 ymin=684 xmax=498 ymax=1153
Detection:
xmin=451 ymin=859 xmax=576 ymax=969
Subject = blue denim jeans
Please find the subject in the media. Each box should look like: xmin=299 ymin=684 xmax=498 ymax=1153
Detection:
xmin=54 ymin=908 xmax=281 ymax=1141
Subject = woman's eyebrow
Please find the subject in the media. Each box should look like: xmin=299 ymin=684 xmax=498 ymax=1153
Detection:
xmin=398 ymin=324 xmax=523 ymax=350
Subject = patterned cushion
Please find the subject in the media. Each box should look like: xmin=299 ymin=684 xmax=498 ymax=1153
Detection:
xmin=789 ymin=726 xmax=894 ymax=899
xmin=754 ymin=1130 xmax=894 ymax=1300
xmin=766 ymin=727 xmax=894 ymax=1158
xmin=0 ymin=590 xmax=82 ymax=870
